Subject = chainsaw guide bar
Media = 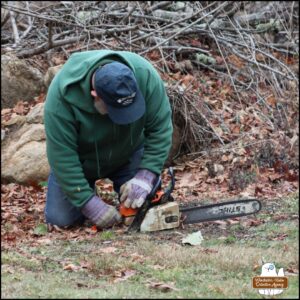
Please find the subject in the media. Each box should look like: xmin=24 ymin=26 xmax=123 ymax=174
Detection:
xmin=180 ymin=199 xmax=262 ymax=224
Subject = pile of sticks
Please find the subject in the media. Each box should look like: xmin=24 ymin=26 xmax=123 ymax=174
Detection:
xmin=1 ymin=1 xmax=299 ymax=157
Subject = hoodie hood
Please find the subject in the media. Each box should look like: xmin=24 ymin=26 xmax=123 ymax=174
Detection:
xmin=57 ymin=50 xmax=136 ymax=113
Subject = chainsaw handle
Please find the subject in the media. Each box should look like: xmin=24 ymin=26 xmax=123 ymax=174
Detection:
xmin=119 ymin=189 xmax=164 ymax=217
xmin=119 ymin=203 xmax=137 ymax=217
xmin=119 ymin=176 xmax=162 ymax=217
xmin=119 ymin=168 xmax=175 ymax=219
xmin=146 ymin=175 xmax=162 ymax=201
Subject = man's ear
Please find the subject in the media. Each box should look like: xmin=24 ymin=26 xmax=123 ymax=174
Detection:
xmin=91 ymin=90 xmax=97 ymax=98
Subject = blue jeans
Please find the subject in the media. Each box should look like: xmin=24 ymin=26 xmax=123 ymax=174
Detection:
xmin=45 ymin=147 xmax=144 ymax=227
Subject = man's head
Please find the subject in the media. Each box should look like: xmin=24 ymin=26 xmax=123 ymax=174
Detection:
xmin=91 ymin=62 xmax=145 ymax=125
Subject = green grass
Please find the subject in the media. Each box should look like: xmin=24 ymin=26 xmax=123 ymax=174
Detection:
xmin=2 ymin=193 xmax=299 ymax=299
xmin=99 ymin=230 xmax=116 ymax=241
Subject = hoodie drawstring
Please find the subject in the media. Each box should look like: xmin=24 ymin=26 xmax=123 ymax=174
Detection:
xmin=130 ymin=124 xmax=133 ymax=146
xmin=109 ymin=123 xmax=115 ymax=161
xmin=93 ymin=114 xmax=101 ymax=179
xmin=95 ymin=140 xmax=101 ymax=179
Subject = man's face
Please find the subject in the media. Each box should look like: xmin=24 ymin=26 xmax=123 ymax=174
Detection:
xmin=91 ymin=73 xmax=108 ymax=115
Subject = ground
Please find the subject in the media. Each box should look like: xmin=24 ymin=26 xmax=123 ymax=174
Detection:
xmin=1 ymin=172 xmax=299 ymax=298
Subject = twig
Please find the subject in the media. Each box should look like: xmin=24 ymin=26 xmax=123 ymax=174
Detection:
xmin=2 ymin=3 xmax=92 ymax=30
xmin=121 ymin=3 xmax=137 ymax=23
xmin=227 ymin=42 xmax=296 ymax=81
xmin=145 ymin=1 xmax=172 ymax=13
xmin=15 ymin=24 xmax=138 ymax=58
xmin=16 ymin=35 xmax=86 ymax=58
xmin=139 ymin=2 xmax=230 ymax=55
xmin=9 ymin=4 xmax=20 ymax=46
xmin=132 ymin=1 xmax=218 ymax=44
xmin=207 ymin=23 xmax=243 ymax=106
xmin=48 ymin=21 xmax=53 ymax=49
xmin=188 ymin=139 xmax=275 ymax=156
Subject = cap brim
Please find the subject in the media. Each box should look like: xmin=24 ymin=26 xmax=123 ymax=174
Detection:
xmin=106 ymin=88 xmax=145 ymax=125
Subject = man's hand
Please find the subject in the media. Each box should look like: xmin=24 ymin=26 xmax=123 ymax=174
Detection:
xmin=120 ymin=169 xmax=157 ymax=209
xmin=81 ymin=195 xmax=122 ymax=228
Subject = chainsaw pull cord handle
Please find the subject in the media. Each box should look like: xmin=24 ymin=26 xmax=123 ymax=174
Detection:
xmin=119 ymin=167 xmax=175 ymax=217
xmin=119 ymin=174 xmax=162 ymax=217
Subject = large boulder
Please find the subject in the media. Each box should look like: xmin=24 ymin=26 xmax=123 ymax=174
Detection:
xmin=1 ymin=54 xmax=45 ymax=108
xmin=44 ymin=64 xmax=63 ymax=89
xmin=1 ymin=103 xmax=50 ymax=184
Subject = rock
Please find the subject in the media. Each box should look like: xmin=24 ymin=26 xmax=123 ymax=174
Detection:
xmin=44 ymin=65 xmax=63 ymax=89
xmin=1 ymin=129 xmax=5 ymax=141
xmin=26 ymin=102 xmax=45 ymax=124
xmin=2 ymin=114 xmax=27 ymax=127
xmin=1 ymin=54 xmax=45 ymax=108
xmin=1 ymin=123 xmax=49 ymax=184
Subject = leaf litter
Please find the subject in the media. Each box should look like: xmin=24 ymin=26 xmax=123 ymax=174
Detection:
xmin=1 ymin=54 xmax=299 ymax=258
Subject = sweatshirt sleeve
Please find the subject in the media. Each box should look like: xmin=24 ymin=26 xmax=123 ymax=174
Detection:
xmin=44 ymin=87 xmax=94 ymax=208
xmin=139 ymin=69 xmax=173 ymax=174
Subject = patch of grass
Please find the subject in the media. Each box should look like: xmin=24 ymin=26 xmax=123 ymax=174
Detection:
xmin=2 ymin=252 xmax=42 ymax=272
xmin=279 ymin=191 xmax=299 ymax=213
xmin=2 ymin=193 xmax=299 ymax=299
xmin=2 ymin=237 xmax=298 ymax=299
xmin=38 ymin=181 xmax=48 ymax=188
xmin=98 ymin=230 xmax=115 ymax=241
xmin=224 ymin=235 xmax=237 ymax=244
xmin=2 ymin=240 xmax=299 ymax=299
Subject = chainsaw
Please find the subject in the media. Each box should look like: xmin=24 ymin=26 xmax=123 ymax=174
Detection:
xmin=119 ymin=167 xmax=262 ymax=232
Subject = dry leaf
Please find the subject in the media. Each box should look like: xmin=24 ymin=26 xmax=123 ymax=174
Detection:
xmin=213 ymin=164 xmax=224 ymax=175
xmin=181 ymin=74 xmax=195 ymax=87
xmin=99 ymin=247 xmax=118 ymax=254
xmin=245 ymin=219 xmax=263 ymax=227
xmin=13 ymin=101 xmax=25 ymax=115
xmin=130 ymin=252 xmax=146 ymax=262
xmin=36 ymin=238 xmax=52 ymax=245
xmin=266 ymin=95 xmax=277 ymax=107
xmin=113 ymin=269 xmax=137 ymax=283
xmin=253 ymin=264 xmax=261 ymax=272
xmin=212 ymin=220 xmax=227 ymax=229
xmin=255 ymin=53 xmax=265 ymax=62
xmin=149 ymin=265 xmax=165 ymax=270
xmin=79 ymin=260 xmax=91 ymax=269
xmin=285 ymin=267 xmax=298 ymax=275
xmin=1 ymin=108 xmax=12 ymax=115
xmin=284 ymin=170 xmax=299 ymax=182
xmin=268 ymin=173 xmax=284 ymax=182
xmin=272 ymin=234 xmax=288 ymax=241
xmin=147 ymin=281 xmax=180 ymax=293
xmin=63 ymin=263 xmax=81 ymax=272
xmin=200 ymin=248 xmax=218 ymax=254
xmin=176 ymin=173 xmax=199 ymax=188
xmin=228 ymin=54 xmax=244 ymax=68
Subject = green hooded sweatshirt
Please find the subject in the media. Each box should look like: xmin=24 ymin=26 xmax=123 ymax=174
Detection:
xmin=44 ymin=50 xmax=173 ymax=208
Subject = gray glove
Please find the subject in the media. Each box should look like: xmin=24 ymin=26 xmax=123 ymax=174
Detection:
xmin=81 ymin=195 xmax=122 ymax=228
xmin=120 ymin=169 xmax=157 ymax=209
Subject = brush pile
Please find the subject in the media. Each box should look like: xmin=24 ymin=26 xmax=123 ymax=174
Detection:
xmin=1 ymin=1 xmax=299 ymax=167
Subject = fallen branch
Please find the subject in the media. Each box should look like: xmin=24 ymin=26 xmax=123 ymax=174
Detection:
xmin=140 ymin=2 xmax=231 ymax=55
xmin=9 ymin=5 xmax=20 ymax=46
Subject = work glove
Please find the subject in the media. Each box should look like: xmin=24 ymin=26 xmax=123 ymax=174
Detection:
xmin=120 ymin=169 xmax=157 ymax=209
xmin=81 ymin=195 xmax=122 ymax=229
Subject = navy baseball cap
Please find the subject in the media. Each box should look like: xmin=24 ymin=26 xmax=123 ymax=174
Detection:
xmin=94 ymin=62 xmax=145 ymax=125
